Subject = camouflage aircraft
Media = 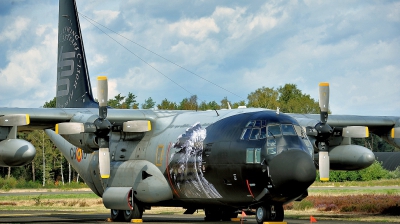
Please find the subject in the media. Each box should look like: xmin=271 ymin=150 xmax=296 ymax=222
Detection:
xmin=0 ymin=0 xmax=399 ymax=223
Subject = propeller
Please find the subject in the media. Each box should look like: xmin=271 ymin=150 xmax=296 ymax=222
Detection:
xmin=55 ymin=76 xmax=152 ymax=179
xmin=315 ymin=82 xmax=332 ymax=181
xmin=56 ymin=76 xmax=112 ymax=179
xmin=311 ymin=83 xmax=369 ymax=181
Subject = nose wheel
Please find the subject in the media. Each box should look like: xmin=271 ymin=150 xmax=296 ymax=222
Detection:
xmin=255 ymin=204 xmax=284 ymax=224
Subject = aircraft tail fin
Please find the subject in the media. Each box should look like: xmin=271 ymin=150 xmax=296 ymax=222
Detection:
xmin=56 ymin=0 xmax=98 ymax=108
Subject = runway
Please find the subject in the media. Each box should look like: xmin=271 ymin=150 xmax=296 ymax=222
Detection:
xmin=0 ymin=210 xmax=389 ymax=224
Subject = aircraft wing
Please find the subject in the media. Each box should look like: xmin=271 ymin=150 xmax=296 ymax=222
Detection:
xmin=0 ymin=107 xmax=179 ymax=131
xmin=290 ymin=113 xmax=399 ymax=134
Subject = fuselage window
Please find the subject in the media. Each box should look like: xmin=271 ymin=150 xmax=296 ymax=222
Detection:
xmin=249 ymin=128 xmax=260 ymax=140
xmin=254 ymin=120 xmax=262 ymax=128
xmin=282 ymin=124 xmax=296 ymax=135
xmin=246 ymin=148 xmax=255 ymax=163
xmin=246 ymin=148 xmax=262 ymax=163
xmin=255 ymin=148 xmax=261 ymax=163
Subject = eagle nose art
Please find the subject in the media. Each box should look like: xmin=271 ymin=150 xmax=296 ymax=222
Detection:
xmin=268 ymin=150 xmax=316 ymax=196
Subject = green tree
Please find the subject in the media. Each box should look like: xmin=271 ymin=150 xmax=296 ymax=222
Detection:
xmin=43 ymin=97 xmax=56 ymax=108
xmin=141 ymin=97 xmax=156 ymax=109
xmin=277 ymin=84 xmax=319 ymax=113
xmin=108 ymin=93 xmax=138 ymax=109
xmin=108 ymin=93 xmax=125 ymax=108
xmin=247 ymin=84 xmax=320 ymax=113
xmin=179 ymin=95 xmax=198 ymax=110
xmin=232 ymin=100 xmax=246 ymax=109
xmin=157 ymin=98 xmax=178 ymax=110
xmin=220 ymin=97 xmax=231 ymax=109
xmin=247 ymin=86 xmax=279 ymax=109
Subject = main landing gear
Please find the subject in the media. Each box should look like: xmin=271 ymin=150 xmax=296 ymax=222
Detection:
xmin=110 ymin=202 xmax=143 ymax=222
xmin=255 ymin=204 xmax=284 ymax=224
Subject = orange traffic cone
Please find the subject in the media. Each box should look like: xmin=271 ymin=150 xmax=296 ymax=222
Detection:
xmin=310 ymin=215 xmax=317 ymax=223
xmin=241 ymin=210 xmax=247 ymax=224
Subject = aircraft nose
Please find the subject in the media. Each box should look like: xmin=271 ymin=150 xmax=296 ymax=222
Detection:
xmin=269 ymin=150 xmax=316 ymax=196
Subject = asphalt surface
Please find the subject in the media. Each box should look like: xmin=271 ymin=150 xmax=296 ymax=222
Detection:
xmin=1 ymin=187 xmax=398 ymax=223
xmin=0 ymin=211 xmax=392 ymax=224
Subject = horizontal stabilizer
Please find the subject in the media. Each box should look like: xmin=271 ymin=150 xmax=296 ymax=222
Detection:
xmin=0 ymin=114 xmax=30 ymax=126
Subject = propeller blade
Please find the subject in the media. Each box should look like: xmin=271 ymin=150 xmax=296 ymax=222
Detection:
xmin=99 ymin=147 xmax=110 ymax=179
xmin=0 ymin=114 xmax=30 ymax=126
xmin=319 ymin=82 xmax=329 ymax=123
xmin=56 ymin=122 xmax=84 ymax=135
xmin=342 ymin=126 xmax=369 ymax=138
xmin=97 ymin=76 xmax=108 ymax=119
xmin=319 ymin=151 xmax=329 ymax=181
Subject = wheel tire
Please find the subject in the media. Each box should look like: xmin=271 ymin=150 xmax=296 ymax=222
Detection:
xmin=256 ymin=206 xmax=269 ymax=224
xmin=123 ymin=202 xmax=143 ymax=222
xmin=273 ymin=205 xmax=284 ymax=221
xmin=110 ymin=209 xmax=124 ymax=222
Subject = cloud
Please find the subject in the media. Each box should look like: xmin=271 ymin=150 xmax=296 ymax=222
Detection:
xmin=0 ymin=16 xmax=29 ymax=42
xmin=92 ymin=10 xmax=120 ymax=25
xmin=169 ymin=17 xmax=220 ymax=41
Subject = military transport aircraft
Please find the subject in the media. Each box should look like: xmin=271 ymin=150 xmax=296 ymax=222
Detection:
xmin=1 ymin=0 xmax=399 ymax=223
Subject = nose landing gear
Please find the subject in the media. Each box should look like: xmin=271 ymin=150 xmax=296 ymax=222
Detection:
xmin=255 ymin=204 xmax=284 ymax=224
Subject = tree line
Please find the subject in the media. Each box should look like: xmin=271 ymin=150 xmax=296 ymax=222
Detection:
xmin=1 ymin=84 xmax=397 ymax=184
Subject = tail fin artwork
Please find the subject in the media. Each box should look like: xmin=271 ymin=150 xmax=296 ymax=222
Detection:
xmin=56 ymin=0 xmax=98 ymax=108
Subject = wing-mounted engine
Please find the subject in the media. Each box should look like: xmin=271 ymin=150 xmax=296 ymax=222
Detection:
xmin=297 ymin=83 xmax=374 ymax=181
xmin=0 ymin=114 xmax=36 ymax=166
xmin=55 ymin=76 xmax=152 ymax=180
xmin=381 ymin=120 xmax=400 ymax=149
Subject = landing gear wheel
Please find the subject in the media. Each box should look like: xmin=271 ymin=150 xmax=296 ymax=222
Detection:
xmin=110 ymin=209 xmax=124 ymax=222
xmin=123 ymin=202 xmax=143 ymax=222
xmin=255 ymin=204 xmax=284 ymax=224
xmin=256 ymin=206 xmax=268 ymax=224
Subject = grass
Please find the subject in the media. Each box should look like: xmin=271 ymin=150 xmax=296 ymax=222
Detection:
xmin=1 ymin=183 xmax=399 ymax=223
xmin=308 ymin=188 xmax=400 ymax=196
xmin=312 ymin=179 xmax=400 ymax=187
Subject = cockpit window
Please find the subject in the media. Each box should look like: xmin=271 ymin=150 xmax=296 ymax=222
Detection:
xmin=260 ymin=127 xmax=267 ymax=139
xmin=294 ymin=125 xmax=314 ymax=156
xmin=241 ymin=128 xmax=252 ymax=140
xmin=281 ymin=124 xmax=296 ymax=135
xmin=267 ymin=125 xmax=281 ymax=137
xmin=246 ymin=121 xmax=255 ymax=127
xmin=249 ymin=128 xmax=260 ymax=140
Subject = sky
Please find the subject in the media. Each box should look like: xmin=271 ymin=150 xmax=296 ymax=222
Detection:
xmin=0 ymin=0 xmax=399 ymax=116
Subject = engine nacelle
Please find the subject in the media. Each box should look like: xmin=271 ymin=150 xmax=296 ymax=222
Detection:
xmin=328 ymin=145 xmax=375 ymax=170
xmin=103 ymin=187 xmax=134 ymax=210
xmin=381 ymin=120 xmax=400 ymax=149
xmin=0 ymin=139 xmax=36 ymax=166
